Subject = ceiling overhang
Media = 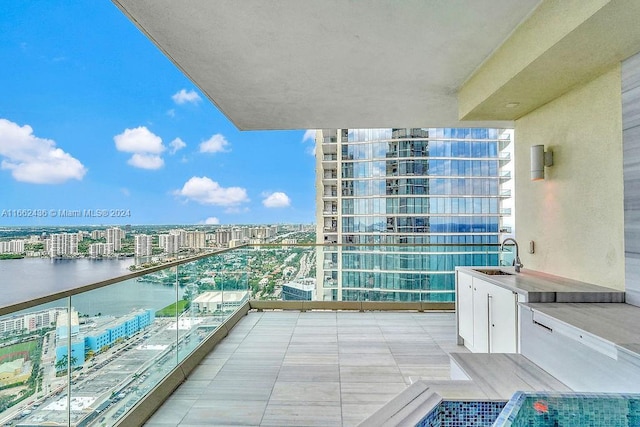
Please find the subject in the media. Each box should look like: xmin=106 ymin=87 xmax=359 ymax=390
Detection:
xmin=459 ymin=0 xmax=640 ymax=121
xmin=112 ymin=1 xmax=640 ymax=130
xmin=112 ymin=0 xmax=540 ymax=130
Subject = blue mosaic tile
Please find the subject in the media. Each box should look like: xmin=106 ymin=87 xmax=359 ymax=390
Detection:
xmin=492 ymin=392 xmax=640 ymax=427
xmin=415 ymin=400 xmax=507 ymax=427
xmin=415 ymin=403 xmax=442 ymax=427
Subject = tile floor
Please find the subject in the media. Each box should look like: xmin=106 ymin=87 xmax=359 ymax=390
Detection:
xmin=145 ymin=310 xmax=466 ymax=426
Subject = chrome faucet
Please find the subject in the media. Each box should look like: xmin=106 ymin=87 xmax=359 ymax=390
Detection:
xmin=501 ymin=238 xmax=523 ymax=273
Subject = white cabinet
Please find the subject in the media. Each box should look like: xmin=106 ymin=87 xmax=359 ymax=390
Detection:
xmin=456 ymin=271 xmax=519 ymax=353
xmin=457 ymin=272 xmax=474 ymax=346
xmin=488 ymin=283 xmax=518 ymax=353
xmin=472 ymin=279 xmax=490 ymax=352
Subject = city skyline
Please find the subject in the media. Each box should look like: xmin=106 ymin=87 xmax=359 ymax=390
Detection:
xmin=0 ymin=2 xmax=316 ymax=226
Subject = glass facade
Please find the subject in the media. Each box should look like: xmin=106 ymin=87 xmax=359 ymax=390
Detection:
xmin=317 ymin=128 xmax=513 ymax=302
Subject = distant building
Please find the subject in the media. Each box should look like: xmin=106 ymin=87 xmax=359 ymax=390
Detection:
xmin=135 ymin=234 xmax=153 ymax=257
xmin=215 ymin=229 xmax=232 ymax=247
xmin=282 ymin=279 xmax=316 ymax=301
xmin=106 ymin=227 xmax=124 ymax=251
xmin=88 ymin=242 xmax=114 ymax=258
xmin=0 ymin=239 xmax=25 ymax=254
xmin=90 ymin=230 xmax=104 ymax=240
xmin=0 ymin=307 xmax=64 ymax=335
xmin=248 ymin=226 xmax=276 ymax=242
xmin=56 ymin=311 xmax=80 ymax=340
xmin=228 ymin=239 xmax=243 ymax=248
xmin=159 ymin=234 xmax=180 ymax=254
xmin=83 ymin=309 xmax=154 ymax=353
xmin=0 ymin=359 xmax=30 ymax=386
xmin=186 ymin=231 xmax=206 ymax=249
xmin=48 ymin=233 xmax=79 ymax=257
xmin=56 ymin=309 xmax=155 ymax=368
xmin=169 ymin=229 xmax=187 ymax=247
xmin=191 ymin=291 xmax=249 ymax=313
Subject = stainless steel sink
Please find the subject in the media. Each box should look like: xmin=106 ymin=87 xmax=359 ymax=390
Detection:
xmin=472 ymin=269 xmax=514 ymax=276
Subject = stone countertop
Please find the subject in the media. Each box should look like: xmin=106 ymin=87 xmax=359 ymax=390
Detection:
xmin=524 ymin=302 xmax=640 ymax=357
xmin=456 ymin=267 xmax=625 ymax=303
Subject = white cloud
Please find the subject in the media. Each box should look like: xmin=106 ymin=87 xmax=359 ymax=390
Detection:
xmin=302 ymin=129 xmax=316 ymax=142
xmin=121 ymin=188 xmax=131 ymax=197
xmin=174 ymin=176 xmax=249 ymax=206
xmin=114 ymin=126 xmax=165 ymax=154
xmin=114 ymin=127 xmax=167 ymax=169
xmin=199 ymin=134 xmax=230 ymax=154
xmin=169 ymin=138 xmax=187 ymax=154
xmin=302 ymin=129 xmax=316 ymax=156
xmin=127 ymin=154 xmax=164 ymax=170
xmin=172 ymin=89 xmax=202 ymax=105
xmin=202 ymin=217 xmax=220 ymax=225
xmin=262 ymin=192 xmax=291 ymax=208
xmin=0 ymin=118 xmax=87 ymax=184
xmin=166 ymin=109 xmax=176 ymax=118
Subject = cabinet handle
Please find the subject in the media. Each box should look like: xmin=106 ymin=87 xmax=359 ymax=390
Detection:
xmin=514 ymin=292 xmax=519 ymax=352
xmin=487 ymin=294 xmax=493 ymax=353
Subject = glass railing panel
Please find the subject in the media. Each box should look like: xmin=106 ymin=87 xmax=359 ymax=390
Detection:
xmin=230 ymin=243 xmax=515 ymax=303
xmin=243 ymin=244 xmax=317 ymax=301
xmin=66 ymin=265 xmax=181 ymax=426
xmin=175 ymin=248 xmax=249 ymax=362
xmin=130 ymin=248 xmax=215 ymax=272
xmin=321 ymin=243 xmax=506 ymax=303
xmin=0 ymin=242 xmax=518 ymax=424
xmin=0 ymin=297 xmax=69 ymax=426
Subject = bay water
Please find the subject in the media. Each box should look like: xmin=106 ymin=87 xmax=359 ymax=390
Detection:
xmin=0 ymin=258 xmax=184 ymax=316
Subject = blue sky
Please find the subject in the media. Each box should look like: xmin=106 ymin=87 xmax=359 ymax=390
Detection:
xmin=0 ymin=1 xmax=317 ymax=226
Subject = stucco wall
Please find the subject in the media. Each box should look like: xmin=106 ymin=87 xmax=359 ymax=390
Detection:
xmin=514 ymin=66 xmax=624 ymax=289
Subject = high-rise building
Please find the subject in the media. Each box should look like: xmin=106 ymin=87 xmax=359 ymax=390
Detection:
xmin=0 ymin=240 xmax=25 ymax=254
xmin=169 ymin=229 xmax=187 ymax=247
xmin=88 ymin=243 xmax=114 ymax=258
xmin=159 ymin=234 xmax=180 ymax=254
xmin=186 ymin=231 xmax=206 ymax=249
xmin=215 ymin=229 xmax=232 ymax=247
xmin=106 ymin=227 xmax=124 ymax=252
xmin=90 ymin=230 xmax=104 ymax=240
xmin=48 ymin=233 xmax=79 ymax=257
xmin=315 ymin=128 xmax=513 ymax=302
xmin=135 ymin=234 xmax=153 ymax=257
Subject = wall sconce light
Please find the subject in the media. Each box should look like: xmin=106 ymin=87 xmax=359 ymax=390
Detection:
xmin=531 ymin=144 xmax=553 ymax=181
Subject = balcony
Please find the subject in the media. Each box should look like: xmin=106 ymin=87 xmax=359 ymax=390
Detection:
xmin=0 ymin=243 xmax=518 ymax=426
xmin=146 ymin=306 xmax=457 ymax=426
xmin=499 ymin=171 xmax=511 ymax=180
xmin=498 ymin=152 xmax=511 ymax=163
xmin=323 ymin=171 xmax=338 ymax=183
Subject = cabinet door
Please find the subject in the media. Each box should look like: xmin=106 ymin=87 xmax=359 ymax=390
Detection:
xmin=489 ymin=284 xmax=518 ymax=353
xmin=457 ymin=272 xmax=474 ymax=346
xmin=472 ymin=278 xmax=490 ymax=353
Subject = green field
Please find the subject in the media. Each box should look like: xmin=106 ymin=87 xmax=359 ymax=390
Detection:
xmin=156 ymin=300 xmax=189 ymax=317
xmin=0 ymin=340 xmax=38 ymax=360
